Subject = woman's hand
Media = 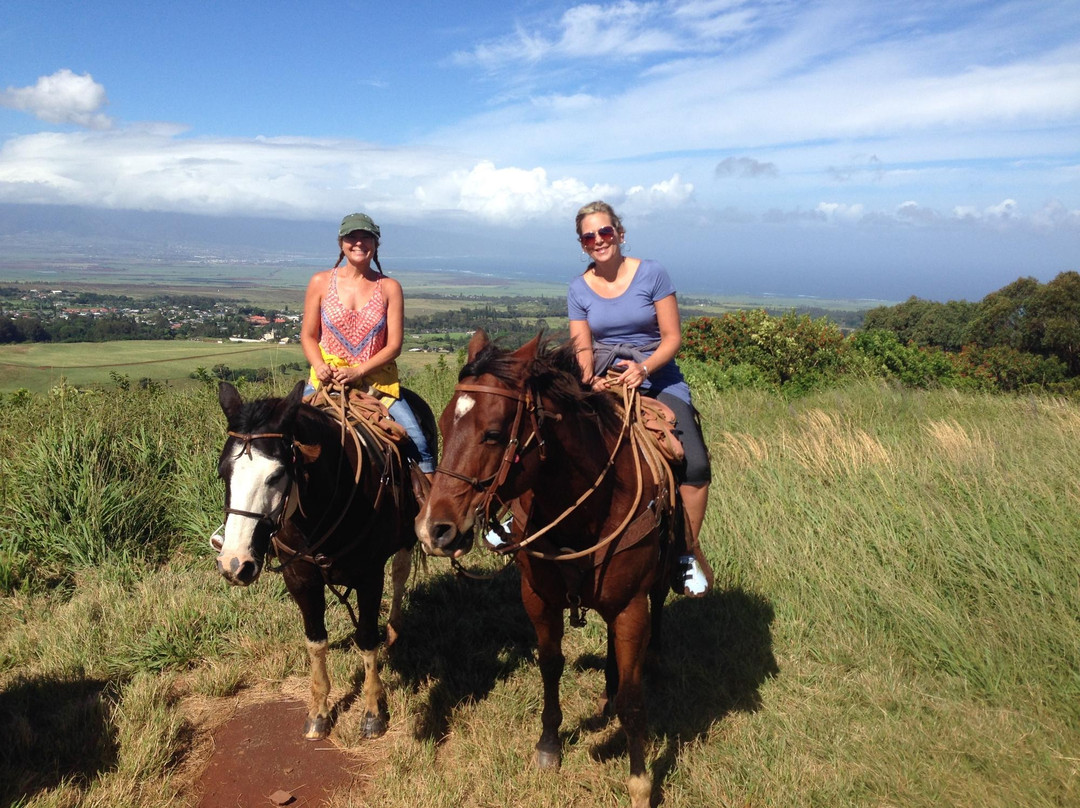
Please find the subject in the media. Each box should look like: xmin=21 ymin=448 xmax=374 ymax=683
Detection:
xmin=314 ymin=362 xmax=334 ymax=385
xmin=330 ymin=365 xmax=364 ymax=386
xmin=613 ymin=360 xmax=649 ymax=389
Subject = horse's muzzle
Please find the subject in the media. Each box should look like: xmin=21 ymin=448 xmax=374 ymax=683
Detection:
xmin=216 ymin=553 xmax=262 ymax=586
xmin=415 ymin=518 xmax=474 ymax=559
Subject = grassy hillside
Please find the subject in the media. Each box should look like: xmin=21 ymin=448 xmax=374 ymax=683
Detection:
xmin=0 ymin=376 xmax=1077 ymax=807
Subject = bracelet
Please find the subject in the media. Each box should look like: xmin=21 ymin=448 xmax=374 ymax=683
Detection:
xmin=642 ymin=364 xmax=649 ymax=378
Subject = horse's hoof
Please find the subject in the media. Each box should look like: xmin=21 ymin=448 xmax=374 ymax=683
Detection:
xmin=533 ymin=746 xmax=562 ymax=770
xmin=303 ymin=714 xmax=331 ymax=739
xmin=360 ymin=710 xmax=388 ymax=739
xmin=599 ymin=694 xmax=616 ymax=718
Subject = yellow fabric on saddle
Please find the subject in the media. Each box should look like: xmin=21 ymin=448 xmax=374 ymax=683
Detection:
xmin=304 ymin=384 xmax=408 ymax=445
xmin=307 ymin=344 xmax=401 ymax=401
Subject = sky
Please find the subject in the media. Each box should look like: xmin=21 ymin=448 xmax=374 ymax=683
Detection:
xmin=1 ymin=0 xmax=1078 ymax=301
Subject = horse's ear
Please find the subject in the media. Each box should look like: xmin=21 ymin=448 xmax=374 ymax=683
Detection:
xmin=467 ymin=329 xmax=490 ymax=362
xmin=286 ymin=379 xmax=306 ymax=403
xmin=271 ymin=380 xmax=306 ymax=431
xmin=219 ymin=382 xmax=242 ymax=418
xmin=512 ymin=332 xmax=542 ymax=361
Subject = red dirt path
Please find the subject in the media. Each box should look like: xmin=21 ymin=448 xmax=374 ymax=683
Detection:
xmin=195 ymin=699 xmax=366 ymax=807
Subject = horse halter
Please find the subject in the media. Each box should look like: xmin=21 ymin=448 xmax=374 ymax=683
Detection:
xmin=219 ymin=430 xmax=298 ymax=539
xmin=433 ymin=382 xmax=546 ymax=531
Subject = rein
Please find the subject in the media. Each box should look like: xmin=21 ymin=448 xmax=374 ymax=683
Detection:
xmin=220 ymin=385 xmax=398 ymax=608
xmin=435 ymin=377 xmax=650 ymax=564
xmin=268 ymin=384 xmax=397 ymax=581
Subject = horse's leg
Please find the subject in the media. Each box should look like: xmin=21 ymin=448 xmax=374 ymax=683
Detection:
xmin=521 ymin=574 xmax=564 ymax=769
xmin=354 ymin=577 xmax=390 ymax=738
xmin=646 ymin=563 xmax=668 ymax=673
xmin=612 ymin=594 xmax=653 ymax=808
xmin=287 ymin=577 xmax=333 ymax=739
xmin=599 ymin=629 xmax=618 ymax=718
xmin=385 ymin=547 xmax=411 ymax=648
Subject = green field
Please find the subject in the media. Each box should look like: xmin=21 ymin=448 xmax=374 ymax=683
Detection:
xmin=0 ymin=340 xmax=450 ymax=393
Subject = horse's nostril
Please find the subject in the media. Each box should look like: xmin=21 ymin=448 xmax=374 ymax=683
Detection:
xmin=434 ymin=523 xmax=458 ymax=548
xmin=237 ymin=560 xmax=258 ymax=583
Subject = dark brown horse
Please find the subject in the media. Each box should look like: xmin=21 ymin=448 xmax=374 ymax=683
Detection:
xmin=215 ymin=380 xmax=435 ymax=740
xmin=414 ymin=331 xmax=682 ymax=808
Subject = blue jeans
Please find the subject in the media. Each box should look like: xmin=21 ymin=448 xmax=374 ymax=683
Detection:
xmin=387 ymin=396 xmax=435 ymax=473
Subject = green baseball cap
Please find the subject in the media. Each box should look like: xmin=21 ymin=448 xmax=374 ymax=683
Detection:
xmin=338 ymin=212 xmax=380 ymax=239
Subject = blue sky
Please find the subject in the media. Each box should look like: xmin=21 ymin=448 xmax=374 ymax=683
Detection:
xmin=1 ymin=0 xmax=1078 ymax=300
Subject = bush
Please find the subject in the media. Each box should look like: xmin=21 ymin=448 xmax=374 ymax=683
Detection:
xmin=848 ymin=330 xmax=959 ymax=389
xmin=947 ymin=344 xmax=1068 ymax=392
xmin=682 ymin=310 xmax=854 ymax=394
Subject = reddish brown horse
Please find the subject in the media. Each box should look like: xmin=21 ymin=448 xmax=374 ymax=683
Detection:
xmin=215 ymin=380 xmax=435 ymax=740
xmin=415 ymin=331 xmax=682 ymax=808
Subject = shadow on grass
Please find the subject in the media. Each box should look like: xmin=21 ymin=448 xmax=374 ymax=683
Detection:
xmin=0 ymin=675 xmax=119 ymax=806
xmin=388 ymin=561 xmax=535 ymax=744
xmin=574 ymin=587 xmax=778 ymax=801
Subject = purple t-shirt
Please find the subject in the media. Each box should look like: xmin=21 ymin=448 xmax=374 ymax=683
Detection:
xmin=567 ymin=259 xmax=691 ymax=403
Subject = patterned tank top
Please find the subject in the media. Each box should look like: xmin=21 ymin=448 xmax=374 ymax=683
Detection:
xmin=319 ymin=268 xmax=386 ymax=364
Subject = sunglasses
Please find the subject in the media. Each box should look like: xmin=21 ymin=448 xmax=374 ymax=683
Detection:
xmin=579 ymin=225 xmax=618 ymax=246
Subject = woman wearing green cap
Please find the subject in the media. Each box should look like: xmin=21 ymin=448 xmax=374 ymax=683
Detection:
xmin=299 ymin=212 xmax=435 ymax=475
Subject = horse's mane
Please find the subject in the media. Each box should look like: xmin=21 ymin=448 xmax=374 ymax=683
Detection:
xmin=461 ymin=338 xmax=622 ymax=429
xmin=227 ymin=396 xmax=288 ymax=433
xmin=226 ymin=393 xmax=331 ymax=436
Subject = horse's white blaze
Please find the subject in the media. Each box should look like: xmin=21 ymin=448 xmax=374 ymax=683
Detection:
xmin=454 ymin=393 xmax=475 ymax=423
xmin=219 ymin=448 xmax=289 ymax=565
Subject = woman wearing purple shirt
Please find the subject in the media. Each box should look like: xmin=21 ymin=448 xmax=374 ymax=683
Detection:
xmin=567 ymin=200 xmax=713 ymax=596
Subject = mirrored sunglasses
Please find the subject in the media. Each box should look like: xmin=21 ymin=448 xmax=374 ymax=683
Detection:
xmin=579 ymin=225 xmax=618 ymax=246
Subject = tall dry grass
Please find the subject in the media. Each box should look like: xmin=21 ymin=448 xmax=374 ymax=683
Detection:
xmin=0 ymin=378 xmax=1077 ymax=807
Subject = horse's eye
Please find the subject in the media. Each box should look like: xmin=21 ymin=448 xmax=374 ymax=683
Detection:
xmin=483 ymin=430 xmax=504 ymax=445
xmin=266 ymin=468 xmax=286 ymax=486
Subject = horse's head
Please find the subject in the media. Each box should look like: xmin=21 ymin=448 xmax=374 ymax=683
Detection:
xmin=415 ymin=330 xmax=546 ymax=557
xmin=214 ymin=379 xmax=305 ymax=585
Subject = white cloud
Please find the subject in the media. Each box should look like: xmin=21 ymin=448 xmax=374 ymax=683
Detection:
xmin=895 ymin=201 xmax=939 ymax=224
xmin=815 ymin=201 xmax=864 ymax=222
xmin=624 ymin=174 xmax=695 ymax=209
xmin=0 ymin=70 xmax=112 ymax=130
xmin=453 ymin=0 xmax=772 ymax=68
xmin=1030 ymin=199 xmax=1080 ymax=230
xmin=0 ymin=130 xmax=641 ymax=223
xmin=454 ymin=160 xmax=613 ymax=220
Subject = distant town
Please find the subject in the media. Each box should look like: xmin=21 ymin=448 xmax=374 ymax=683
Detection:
xmin=0 ymin=286 xmax=578 ymax=353
xmin=0 ymin=286 xmax=301 ymax=344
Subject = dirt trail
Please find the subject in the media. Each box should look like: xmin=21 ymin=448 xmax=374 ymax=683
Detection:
xmin=195 ymin=699 xmax=369 ymax=807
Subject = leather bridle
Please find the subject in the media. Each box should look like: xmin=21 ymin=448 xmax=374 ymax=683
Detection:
xmin=219 ymin=430 xmax=298 ymax=540
xmin=432 ymin=382 xmax=541 ymax=533
xmin=433 ymin=379 xmax=644 ymax=562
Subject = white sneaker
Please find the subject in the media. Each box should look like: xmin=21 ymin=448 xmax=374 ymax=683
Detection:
xmin=679 ymin=554 xmax=709 ymax=596
xmin=210 ymin=523 xmax=225 ymax=552
xmin=485 ymin=517 xmax=512 ymax=548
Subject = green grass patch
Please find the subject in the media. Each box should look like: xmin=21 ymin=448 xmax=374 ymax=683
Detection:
xmin=0 ymin=340 xmax=453 ymax=394
xmin=1 ymin=379 xmax=1076 ymax=806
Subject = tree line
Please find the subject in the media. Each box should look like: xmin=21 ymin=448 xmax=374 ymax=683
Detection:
xmin=680 ymin=271 xmax=1080 ymax=395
